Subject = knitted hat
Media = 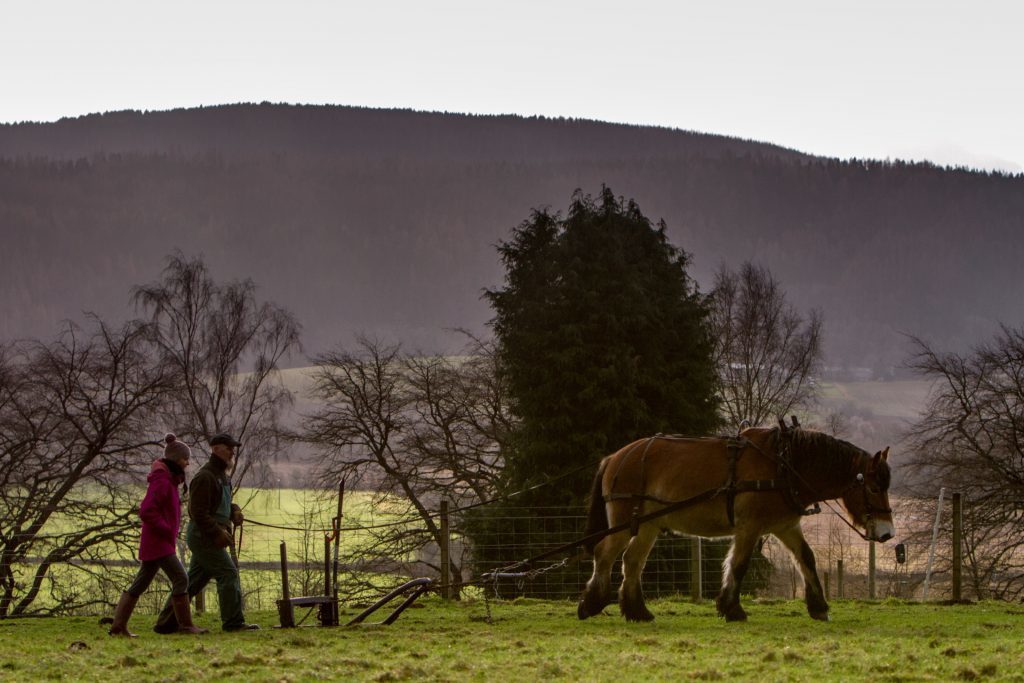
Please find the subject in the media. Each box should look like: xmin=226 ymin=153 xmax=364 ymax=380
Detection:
xmin=163 ymin=433 xmax=192 ymax=462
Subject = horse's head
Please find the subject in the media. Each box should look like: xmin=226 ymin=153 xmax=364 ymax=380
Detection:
xmin=840 ymin=447 xmax=895 ymax=542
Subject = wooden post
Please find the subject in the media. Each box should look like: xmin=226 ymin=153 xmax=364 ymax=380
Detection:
xmin=333 ymin=480 xmax=345 ymax=604
xmin=690 ymin=537 xmax=702 ymax=602
xmin=823 ymin=570 xmax=830 ymax=600
xmin=868 ymin=541 xmax=876 ymax=599
xmin=324 ymin=536 xmax=331 ymax=597
xmin=280 ymin=541 xmax=291 ymax=601
xmin=439 ymin=500 xmax=450 ymax=600
xmin=279 ymin=541 xmax=294 ymax=627
xmin=952 ymin=492 xmax=963 ymax=601
xmin=837 ymin=559 xmax=845 ymax=598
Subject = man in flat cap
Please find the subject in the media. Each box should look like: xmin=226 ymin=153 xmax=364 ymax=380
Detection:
xmin=154 ymin=433 xmax=259 ymax=632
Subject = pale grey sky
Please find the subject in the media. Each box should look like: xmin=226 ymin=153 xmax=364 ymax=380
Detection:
xmin=4 ymin=0 xmax=1022 ymax=172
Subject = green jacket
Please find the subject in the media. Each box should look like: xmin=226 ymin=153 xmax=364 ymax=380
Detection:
xmin=187 ymin=456 xmax=241 ymax=545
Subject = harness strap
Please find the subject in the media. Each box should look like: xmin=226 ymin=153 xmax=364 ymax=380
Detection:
xmin=604 ymin=492 xmax=672 ymax=504
xmin=607 ymin=431 xmax=821 ymax=533
xmin=629 ymin=502 xmax=642 ymax=537
xmin=725 ymin=439 xmax=740 ymax=526
xmin=606 ymin=436 xmax=754 ymax=531
xmin=734 ymin=479 xmax=787 ymax=492
xmin=608 ymin=438 xmax=654 ymax=495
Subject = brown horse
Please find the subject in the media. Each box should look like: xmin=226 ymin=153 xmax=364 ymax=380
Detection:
xmin=577 ymin=426 xmax=894 ymax=623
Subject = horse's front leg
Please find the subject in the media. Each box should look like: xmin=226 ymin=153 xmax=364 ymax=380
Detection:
xmin=618 ymin=525 xmax=659 ymax=622
xmin=774 ymin=525 xmax=829 ymax=621
xmin=578 ymin=529 xmax=629 ymax=620
xmin=717 ymin=529 xmax=760 ymax=622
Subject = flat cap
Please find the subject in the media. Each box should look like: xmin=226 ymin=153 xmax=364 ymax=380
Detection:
xmin=209 ymin=433 xmax=241 ymax=448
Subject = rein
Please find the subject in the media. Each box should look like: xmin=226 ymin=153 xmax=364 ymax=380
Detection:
xmin=480 ymin=426 xmax=891 ymax=586
xmin=768 ymin=427 xmax=891 ymax=542
xmin=607 ymin=426 xmax=889 ymax=541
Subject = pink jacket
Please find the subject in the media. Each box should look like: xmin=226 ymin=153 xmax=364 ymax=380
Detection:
xmin=138 ymin=459 xmax=183 ymax=561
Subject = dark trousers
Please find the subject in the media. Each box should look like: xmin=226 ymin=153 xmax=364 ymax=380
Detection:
xmin=154 ymin=537 xmax=245 ymax=632
xmin=126 ymin=553 xmax=189 ymax=597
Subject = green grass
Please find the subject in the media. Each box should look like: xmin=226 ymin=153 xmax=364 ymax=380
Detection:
xmin=2 ymin=598 xmax=1023 ymax=682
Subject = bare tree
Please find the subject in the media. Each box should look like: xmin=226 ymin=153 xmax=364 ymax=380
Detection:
xmin=904 ymin=328 xmax=1024 ymax=599
xmin=0 ymin=319 xmax=172 ymax=616
xmin=132 ymin=252 xmax=301 ymax=491
xmin=301 ymin=335 xmax=510 ymax=598
xmin=709 ymin=262 xmax=823 ymax=429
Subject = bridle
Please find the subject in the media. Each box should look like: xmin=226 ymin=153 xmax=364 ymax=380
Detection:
xmin=770 ymin=427 xmax=892 ymax=541
xmin=831 ymin=454 xmax=892 ymax=540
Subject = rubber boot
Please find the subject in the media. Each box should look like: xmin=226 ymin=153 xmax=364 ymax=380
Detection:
xmin=171 ymin=594 xmax=208 ymax=634
xmin=108 ymin=592 xmax=139 ymax=637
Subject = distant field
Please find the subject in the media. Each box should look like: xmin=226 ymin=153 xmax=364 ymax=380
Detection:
xmin=817 ymin=380 xmax=931 ymax=421
xmin=2 ymin=598 xmax=1022 ymax=682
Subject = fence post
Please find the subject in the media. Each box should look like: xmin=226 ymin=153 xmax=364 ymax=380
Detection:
xmin=923 ymin=487 xmax=946 ymax=600
xmin=868 ymin=541 xmax=876 ymax=599
xmin=837 ymin=559 xmax=844 ymax=598
xmin=279 ymin=541 xmax=294 ymax=627
xmin=823 ymin=570 xmax=830 ymax=599
xmin=440 ymin=500 xmax=451 ymax=600
xmin=952 ymin=492 xmax=963 ymax=601
xmin=689 ymin=537 xmax=702 ymax=602
xmin=324 ymin=536 xmax=331 ymax=596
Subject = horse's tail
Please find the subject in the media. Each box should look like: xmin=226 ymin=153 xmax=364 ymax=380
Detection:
xmin=582 ymin=457 xmax=609 ymax=554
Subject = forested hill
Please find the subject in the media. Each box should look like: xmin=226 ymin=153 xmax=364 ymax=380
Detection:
xmin=0 ymin=104 xmax=808 ymax=163
xmin=1 ymin=103 xmax=1022 ymax=371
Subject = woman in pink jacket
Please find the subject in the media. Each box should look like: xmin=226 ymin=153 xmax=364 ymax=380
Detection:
xmin=109 ymin=434 xmax=206 ymax=636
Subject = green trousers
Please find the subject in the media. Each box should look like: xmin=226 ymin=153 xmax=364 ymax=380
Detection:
xmin=153 ymin=530 xmax=245 ymax=632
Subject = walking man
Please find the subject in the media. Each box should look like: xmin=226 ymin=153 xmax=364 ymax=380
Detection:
xmin=154 ymin=433 xmax=260 ymax=633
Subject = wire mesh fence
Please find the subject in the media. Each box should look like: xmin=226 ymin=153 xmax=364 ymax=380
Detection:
xmin=225 ymin=497 xmax=945 ymax=612
xmin=458 ymin=504 xmax=930 ymax=602
xmin=7 ymin=489 xmax=981 ymax=617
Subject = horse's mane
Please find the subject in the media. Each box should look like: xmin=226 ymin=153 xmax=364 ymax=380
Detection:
xmin=781 ymin=428 xmax=876 ymax=484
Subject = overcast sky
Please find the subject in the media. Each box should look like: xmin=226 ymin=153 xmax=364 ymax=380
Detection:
xmin=4 ymin=1 xmax=1022 ymax=172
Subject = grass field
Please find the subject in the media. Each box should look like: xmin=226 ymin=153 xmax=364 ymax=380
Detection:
xmin=1 ymin=598 xmax=1021 ymax=682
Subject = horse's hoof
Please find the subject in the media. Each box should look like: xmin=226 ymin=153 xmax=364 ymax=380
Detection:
xmin=621 ymin=603 xmax=655 ymax=622
xmin=723 ymin=607 xmax=748 ymax=622
xmin=715 ymin=595 xmax=730 ymax=617
xmin=810 ymin=611 xmax=830 ymax=622
xmin=624 ymin=611 xmax=655 ymax=623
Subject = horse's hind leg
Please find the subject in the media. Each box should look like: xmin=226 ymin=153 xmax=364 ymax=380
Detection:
xmin=618 ymin=525 xmax=659 ymax=622
xmin=717 ymin=528 xmax=760 ymax=622
xmin=774 ymin=525 xmax=829 ymax=621
xmin=578 ymin=530 xmax=629 ymax=620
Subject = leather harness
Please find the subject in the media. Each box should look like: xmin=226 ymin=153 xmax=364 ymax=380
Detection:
xmin=603 ymin=427 xmax=816 ymax=532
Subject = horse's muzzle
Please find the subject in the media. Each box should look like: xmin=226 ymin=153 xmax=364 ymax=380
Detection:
xmin=870 ymin=519 xmax=895 ymax=543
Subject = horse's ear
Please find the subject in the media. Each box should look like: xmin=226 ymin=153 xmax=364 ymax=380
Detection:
xmin=880 ymin=447 xmax=889 ymax=462
xmin=872 ymin=448 xmax=890 ymax=465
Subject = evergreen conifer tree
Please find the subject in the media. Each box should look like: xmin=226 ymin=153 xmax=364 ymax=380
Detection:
xmin=469 ymin=187 xmax=723 ymax=598
xmin=487 ymin=186 xmax=720 ymax=506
